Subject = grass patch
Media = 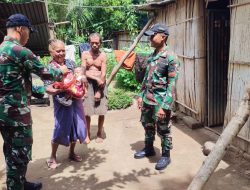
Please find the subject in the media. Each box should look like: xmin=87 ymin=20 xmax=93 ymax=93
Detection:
xmin=108 ymin=88 xmax=135 ymax=110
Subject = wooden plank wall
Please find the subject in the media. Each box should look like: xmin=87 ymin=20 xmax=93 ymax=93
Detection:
xmin=224 ymin=0 xmax=250 ymax=154
xmin=157 ymin=0 xmax=206 ymax=123
xmin=117 ymin=33 xmax=148 ymax=50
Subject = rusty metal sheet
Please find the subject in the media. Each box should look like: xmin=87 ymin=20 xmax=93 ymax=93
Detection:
xmin=0 ymin=1 xmax=50 ymax=55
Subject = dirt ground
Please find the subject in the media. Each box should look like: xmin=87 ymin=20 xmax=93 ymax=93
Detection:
xmin=0 ymin=102 xmax=250 ymax=190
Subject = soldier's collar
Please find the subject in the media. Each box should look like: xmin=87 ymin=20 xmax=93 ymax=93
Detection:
xmin=152 ymin=45 xmax=169 ymax=60
xmin=4 ymin=36 xmax=21 ymax=45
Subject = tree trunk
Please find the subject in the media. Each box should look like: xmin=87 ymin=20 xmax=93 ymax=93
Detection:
xmin=106 ymin=16 xmax=155 ymax=86
xmin=187 ymin=85 xmax=250 ymax=190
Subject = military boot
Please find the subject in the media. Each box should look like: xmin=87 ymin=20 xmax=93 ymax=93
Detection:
xmin=134 ymin=142 xmax=156 ymax=159
xmin=24 ymin=181 xmax=42 ymax=190
xmin=155 ymin=151 xmax=171 ymax=170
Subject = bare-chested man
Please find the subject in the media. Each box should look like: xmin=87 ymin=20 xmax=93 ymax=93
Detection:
xmin=81 ymin=33 xmax=107 ymax=143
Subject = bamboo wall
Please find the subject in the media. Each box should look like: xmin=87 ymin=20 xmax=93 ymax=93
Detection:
xmin=224 ymin=0 xmax=250 ymax=154
xmin=115 ymin=0 xmax=250 ymax=154
xmin=156 ymin=0 xmax=206 ymax=123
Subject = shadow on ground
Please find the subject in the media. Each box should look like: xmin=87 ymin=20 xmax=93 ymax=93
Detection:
xmin=173 ymin=120 xmax=250 ymax=190
xmin=25 ymin=146 xmax=161 ymax=190
xmin=158 ymin=175 xmax=193 ymax=190
xmin=89 ymin=125 xmax=107 ymax=140
xmin=204 ymin=164 xmax=250 ymax=190
xmin=173 ymin=120 xmax=217 ymax=146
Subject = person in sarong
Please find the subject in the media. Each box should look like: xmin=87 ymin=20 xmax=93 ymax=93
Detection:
xmin=82 ymin=33 xmax=108 ymax=143
xmin=45 ymin=39 xmax=87 ymax=169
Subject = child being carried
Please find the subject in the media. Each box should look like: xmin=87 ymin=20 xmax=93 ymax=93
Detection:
xmin=52 ymin=67 xmax=87 ymax=106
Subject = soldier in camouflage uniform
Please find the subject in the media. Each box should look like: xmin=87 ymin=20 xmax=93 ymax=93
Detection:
xmin=134 ymin=23 xmax=180 ymax=170
xmin=0 ymin=14 xmax=68 ymax=190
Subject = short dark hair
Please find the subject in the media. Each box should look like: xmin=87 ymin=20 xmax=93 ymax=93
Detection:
xmin=88 ymin=33 xmax=102 ymax=43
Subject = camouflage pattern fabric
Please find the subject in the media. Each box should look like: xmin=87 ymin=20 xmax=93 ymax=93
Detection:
xmin=139 ymin=46 xmax=180 ymax=110
xmin=0 ymin=36 xmax=62 ymax=127
xmin=138 ymin=45 xmax=180 ymax=155
xmin=0 ymin=125 xmax=32 ymax=190
xmin=141 ymin=103 xmax=173 ymax=153
xmin=32 ymin=74 xmax=46 ymax=99
xmin=0 ymin=36 xmax=63 ymax=189
xmin=134 ymin=53 xmax=149 ymax=83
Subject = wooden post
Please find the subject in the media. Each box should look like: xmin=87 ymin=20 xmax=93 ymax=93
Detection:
xmin=43 ymin=0 xmax=55 ymax=39
xmin=44 ymin=0 xmax=49 ymax=21
xmin=106 ymin=16 xmax=155 ymax=86
xmin=187 ymin=85 xmax=250 ymax=190
xmin=48 ymin=22 xmax=56 ymax=39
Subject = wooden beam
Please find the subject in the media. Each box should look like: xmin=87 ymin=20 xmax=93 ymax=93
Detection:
xmin=106 ymin=16 xmax=155 ymax=86
xmin=237 ymin=134 xmax=250 ymax=143
xmin=228 ymin=2 xmax=250 ymax=8
xmin=48 ymin=22 xmax=55 ymax=39
xmin=187 ymin=85 xmax=250 ymax=190
xmin=54 ymin=21 xmax=71 ymax=26
xmin=177 ymin=54 xmax=206 ymax=60
xmin=182 ymin=116 xmax=203 ymax=129
xmin=167 ymin=16 xmax=203 ymax=27
xmin=230 ymin=61 xmax=250 ymax=66
xmin=136 ymin=0 xmax=175 ymax=11
xmin=175 ymin=100 xmax=199 ymax=114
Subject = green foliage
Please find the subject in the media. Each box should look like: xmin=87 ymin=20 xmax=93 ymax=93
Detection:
xmin=107 ymin=44 xmax=152 ymax=92
xmin=116 ymin=69 xmax=140 ymax=91
xmin=1 ymin=0 xmax=31 ymax=2
xmin=108 ymin=88 xmax=133 ymax=110
xmin=53 ymin=0 xmax=140 ymax=41
xmin=65 ymin=0 xmax=93 ymax=38
xmin=48 ymin=0 xmax=69 ymax=22
xmin=106 ymin=52 xmax=117 ymax=78
xmin=106 ymin=51 xmax=140 ymax=92
xmin=40 ymin=56 xmax=51 ymax=66
xmin=106 ymin=43 xmax=153 ymax=92
xmin=134 ymin=43 xmax=153 ymax=54
xmin=74 ymin=54 xmax=82 ymax=67
xmin=4 ymin=0 xmax=146 ymax=42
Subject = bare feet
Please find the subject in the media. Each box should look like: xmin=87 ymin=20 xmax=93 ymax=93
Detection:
xmin=46 ymin=158 xmax=58 ymax=169
xmin=69 ymin=153 xmax=82 ymax=162
xmin=84 ymin=136 xmax=91 ymax=144
xmin=95 ymin=137 xmax=104 ymax=143
xmin=95 ymin=132 xmax=104 ymax=143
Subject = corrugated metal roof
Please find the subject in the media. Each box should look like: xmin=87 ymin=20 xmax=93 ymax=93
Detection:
xmin=136 ymin=0 xmax=175 ymax=11
xmin=0 ymin=1 xmax=50 ymax=55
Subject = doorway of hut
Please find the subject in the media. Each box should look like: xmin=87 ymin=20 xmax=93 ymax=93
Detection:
xmin=206 ymin=0 xmax=230 ymax=132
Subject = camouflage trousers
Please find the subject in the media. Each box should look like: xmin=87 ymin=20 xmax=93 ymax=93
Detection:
xmin=0 ymin=125 xmax=33 ymax=190
xmin=140 ymin=103 xmax=173 ymax=155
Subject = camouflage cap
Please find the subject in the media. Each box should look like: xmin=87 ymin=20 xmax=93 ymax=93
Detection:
xmin=6 ymin=13 xmax=37 ymax=33
xmin=144 ymin=23 xmax=169 ymax=36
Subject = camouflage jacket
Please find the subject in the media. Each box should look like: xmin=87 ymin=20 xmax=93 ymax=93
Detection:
xmin=139 ymin=45 xmax=180 ymax=110
xmin=0 ymin=36 xmax=62 ymax=127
